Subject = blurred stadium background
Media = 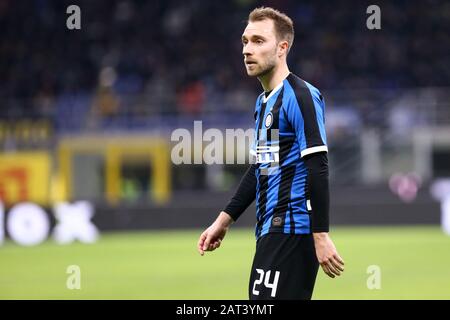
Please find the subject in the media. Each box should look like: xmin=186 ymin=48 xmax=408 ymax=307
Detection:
xmin=1 ymin=0 xmax=450 ymax=299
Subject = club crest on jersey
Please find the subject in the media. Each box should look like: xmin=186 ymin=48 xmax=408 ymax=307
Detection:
xmin=264 ymin=112 xmax=273 ymax=128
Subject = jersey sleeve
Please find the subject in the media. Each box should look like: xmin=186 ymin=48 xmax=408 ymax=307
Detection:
xmin=284 ymin=84 xmax=328 ymax=158
xmin=223 ymin=164 xmax=257 ymax=221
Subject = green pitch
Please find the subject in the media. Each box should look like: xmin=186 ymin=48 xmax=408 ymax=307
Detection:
xmin=1 ymin=226 xmax=449 ymax=299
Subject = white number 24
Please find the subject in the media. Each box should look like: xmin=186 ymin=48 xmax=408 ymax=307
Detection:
xmin=252 ymin=269 xmax=280 ymax=297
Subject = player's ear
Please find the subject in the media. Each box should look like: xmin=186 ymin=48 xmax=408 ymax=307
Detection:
xmin=278 ymin=40 xmax=289 ymax=57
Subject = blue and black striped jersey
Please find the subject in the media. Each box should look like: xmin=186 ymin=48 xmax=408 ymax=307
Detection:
xmin=251 ymin=73 xmax=328 ymax=239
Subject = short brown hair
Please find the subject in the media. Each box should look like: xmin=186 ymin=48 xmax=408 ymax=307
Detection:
xmin=248 ymin=7 xmax=294 ymax=52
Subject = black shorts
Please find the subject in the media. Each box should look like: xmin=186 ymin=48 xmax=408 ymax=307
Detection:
xmin=248 ymin=233 xmax=319 ymax=300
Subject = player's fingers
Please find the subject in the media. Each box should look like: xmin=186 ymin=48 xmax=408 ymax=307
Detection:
xmin=334 ymin=253 xmax=345 ymax=266
xmin=203 ymin=235 xmax=212 ymax=251
xmin=212 ymin=238 xmax=223 ymax=250
xmin=212 ymin=241 xmax=221 ymax=250
xmin=321 ymin=263 xmax=335 ymax=278
xmin=197 ymin=232 xmax=206 ymax=246
xmin=323 ymin=259 xmax=340 ymax=276
xmin=331 ymin=257 xmax=345 ymax=272
xmin=198 ymin=232 xmax=207 ymax=255
xmin=324 ymin=267 xmax=335 ymax=278
xmin=326 ymin=261 xmax=341 ymax=276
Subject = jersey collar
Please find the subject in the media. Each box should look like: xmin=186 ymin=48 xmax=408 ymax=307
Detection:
xmin=262 ymin=81 xmax=284 ymax=104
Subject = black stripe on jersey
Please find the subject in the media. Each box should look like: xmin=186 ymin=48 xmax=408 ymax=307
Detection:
xmin=256 ymin=91 xmax=283 ymax=238
xmin=255 ymin=97 xmax=268 ymax=238
xmin=267 ymin=89 xmax=283 ymax=141
xmin=278 ymin=135 xmax=296 ymax=165
xmin=256 ymin=174 xmax=268 ymax=238
xmin=269 ymin=165 xmax=296 ymax=233
xmin=268 ymin=88 xmax=296 ymax=166
xmin=253 ymin=94 xmax=263 ymax=126
xmin=287 ymin=74 xmax=324 ymax=148
xmin=289 ymin=203 xmax=295 ymax=234
xmin=264 ymin=88 xmax=289 ymax=234
xmin=269 ymin=90 xmax=297 ymax=233
xmin=256 ymin=102 xmax=267 ymax=141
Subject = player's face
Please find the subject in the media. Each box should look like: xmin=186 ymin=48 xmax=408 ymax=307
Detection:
xmin=242 ymin=19 xmax=279 ymax=77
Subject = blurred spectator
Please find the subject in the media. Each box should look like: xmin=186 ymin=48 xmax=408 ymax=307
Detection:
xmin=0 ymin=0 xmax=448 ymax=129
xmin=177 ymin=80 xmax=205 ymax=115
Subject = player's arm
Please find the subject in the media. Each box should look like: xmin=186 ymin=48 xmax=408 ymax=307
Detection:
xmin=304 ymin=152 xmax=344 ymax=278
xmin=197 ymin=165 xmax=257 ymax=255
xmin=285 ymin=79 xmax=344 ymax=277
xmin=304 ymin=152 xmax=329 ymax=233
xmin=223 ymin=164 xmax=257 ymax=221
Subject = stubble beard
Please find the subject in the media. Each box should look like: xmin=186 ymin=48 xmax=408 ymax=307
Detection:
xmin=247 ymin=50 xmax=278 ymax=79
xmin=253 ymin=60 xmax=276 ymax=78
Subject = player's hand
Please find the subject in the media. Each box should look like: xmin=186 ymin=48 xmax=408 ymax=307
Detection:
xmin=197 ymin=224 xmax=227 ymax=255
xmin=313 ymin=232 xmax=345 ymax=278
xmin=197 ymin=212 xmax=233 ymax=256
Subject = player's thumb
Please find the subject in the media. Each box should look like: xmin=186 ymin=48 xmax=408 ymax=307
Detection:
xmin=203 ymin=234 xmax=212 ymax=251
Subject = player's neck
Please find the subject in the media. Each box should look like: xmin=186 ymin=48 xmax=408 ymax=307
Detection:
xmin=258 ymin=62 xmax=290 ymax=92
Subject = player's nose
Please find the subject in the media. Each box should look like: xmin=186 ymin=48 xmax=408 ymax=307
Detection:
xmin=242 ymin=44 xmax=253 ymax=56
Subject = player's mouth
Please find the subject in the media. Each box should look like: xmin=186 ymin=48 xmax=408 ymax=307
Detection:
xmin=245 ymin=60 xmax=257 ymax=66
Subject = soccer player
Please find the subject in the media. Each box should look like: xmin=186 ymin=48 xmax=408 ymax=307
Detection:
xmin=197 ymin=7 xmax=344 ymax=300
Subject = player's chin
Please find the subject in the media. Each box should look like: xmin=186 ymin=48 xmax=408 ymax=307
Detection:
xmin=245 ymin=68 xmax=259 ymax=77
